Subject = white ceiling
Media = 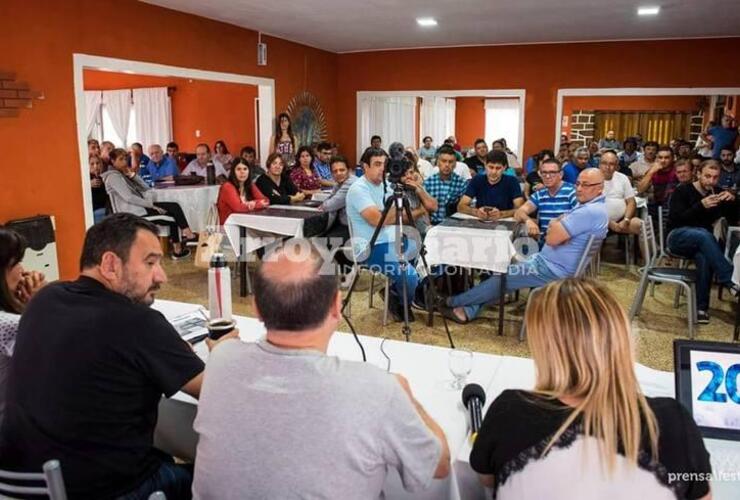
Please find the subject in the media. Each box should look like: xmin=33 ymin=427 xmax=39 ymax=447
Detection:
xmin=142 ymin=0 xmax=740 ymax=53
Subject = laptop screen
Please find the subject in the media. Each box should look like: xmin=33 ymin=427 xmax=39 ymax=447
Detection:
xmin=674 ymin=340 xmax=740 ymax=441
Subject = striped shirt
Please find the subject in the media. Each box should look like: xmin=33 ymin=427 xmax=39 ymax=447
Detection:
xmin=423 ymin=172 xmax=468 ymax=224
xmin=529 ymin=182 xmax=577 ymax=233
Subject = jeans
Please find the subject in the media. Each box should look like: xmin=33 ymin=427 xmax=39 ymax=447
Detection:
xmin=116 ymin=460 xmax=193 ymax=500
xmin=93 ymin=207 xmax=107 ymax=224
xmin=667 ymin=226 xmax=734 ymax=311
xmin=363 ymin=240 xmax=419 ymax=306
xmin=448 ymin=255 xmax=561 ymax=320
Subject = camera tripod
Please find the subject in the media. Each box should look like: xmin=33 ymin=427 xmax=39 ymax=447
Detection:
xmin=340 ymin=182 xmax=455 ymax=348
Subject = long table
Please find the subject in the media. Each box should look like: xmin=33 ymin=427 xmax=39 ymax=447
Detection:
xmin=151 ymin=300 xmax=740 ymax=499
xmin=151 ymin=184 xmax=219 ymax=233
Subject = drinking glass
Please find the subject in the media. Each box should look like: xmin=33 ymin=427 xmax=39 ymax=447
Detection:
xmin=449 ymin=349 xmax=473 ymax=389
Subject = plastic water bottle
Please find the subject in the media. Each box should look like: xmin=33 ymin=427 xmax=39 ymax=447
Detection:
xmin=355 ymin=164 xmax=364 ymax=177
xmin=208 ymin=253 xmax=232 ymax=321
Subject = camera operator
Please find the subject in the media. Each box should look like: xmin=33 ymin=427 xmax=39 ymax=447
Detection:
xmin=346 ymin=148 xmax=421 ymax=322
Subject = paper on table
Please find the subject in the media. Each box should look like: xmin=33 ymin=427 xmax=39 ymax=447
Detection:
xmin=171 ymin=308 xmax=209 ymax=344
xmin=450 ymin=212 xmax=514 ymax=222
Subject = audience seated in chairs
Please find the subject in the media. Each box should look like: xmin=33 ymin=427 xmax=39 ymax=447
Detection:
xmin=423 ymin=145 xmax=468 ymax=224
xmin=708 ymin=114 xmax=738 ymax=159
xmin=675 ymin=158 xmax=696 ymax=185
xmin=319 ymin=155 xmax=356 ymax=265
xmin=312 ymin=141 xmax=336 ymax=188
xmin=89 ymin=154 xmax=109 ymax=224
xmin=457 ymin=150 xmax=524 ymax=222
xmin=0 ymin=228 xmax=47 ymax=429
xmin=87 ymin=138 xmax=101 ymax=158
xmin=471 ymin=278 xmax=712 ymax=499
xmin=346 ymin=147 xmax=421 ymax=322
xmin=617 ymin=138 xmax=637 ymax=177
xmin=598 ymin=129 xmax=621 ymax=151
xmin=491 ymin=139 xmax=520 ymax=177
xmin=666 ymin=160 xmax=739 ymax=324
xmin=290 ymin=145 xmax=322 ymax=195
xmin=400 ymin=163 xmax=437 ymax=237
xmin=213 ymin=139 xmax=233 ymax=167
xmin=0 ymin=214 xmax=237 ymax=499
xmin=255 ymin=152 xmax=306 ymax=206
xmin=166 ymin=141 xmax=188 ymax=172
xmin=515 ymin=157 xmax=577 ymax=243
xmin=145 ymin=144 xmax=178 ymax=182
xmin=405 ymin=148 xmax=434 ymax=179
xmin=191 ymin=244 xmax=450 ymax=498
xmin=129 ymin=142 xmax=150 ymax=171
xmin=216 ymin=159 xmax=270 ymax=224
xmin=719 ymin=145 xmax=740 ymax=189
xmin=599 ymin=150 xmax=642 ymax=236
xmin=522 ymin=149 xmax=555 ymax=198
xmin=418 ymin=135 xmax=436 ymax=162
xmin=441 ymin=169 xmax=608 ymax=323
xmin=102 ymin=148 xmax=196 ymax=259
xmin=630 ymin=140 xmax=659 ymax=181
xmin=464 ymin=138 xmax=489 ymax=177
xmin=182 ymin=143 xmax=228 ymax=182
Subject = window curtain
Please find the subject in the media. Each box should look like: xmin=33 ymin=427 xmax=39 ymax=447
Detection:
xmin=594 ymin=111 xmax=693 ymax=145
xmin=358 ymin=96 xmax=416 ymax=157
xmin=102 ymin=89 xmax=132 ymax=148
xmin=84 ymin=91 xmax=102 ymax=139
xmin=132 ymin=87 xmax=172 ymax=149
xmin=484 ymin=98 xmax=521 ymax=156
xmin=420 ymin=97 xmax=456 ymax=147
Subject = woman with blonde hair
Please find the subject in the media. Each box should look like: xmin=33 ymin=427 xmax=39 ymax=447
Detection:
xmin=470 ymin=278 xmax=711 ymax=499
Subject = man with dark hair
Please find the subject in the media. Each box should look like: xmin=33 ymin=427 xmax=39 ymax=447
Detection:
xmin=0 ymin=213 xmax=235 ymax=499
xmin=347 ymin=148 xmax=420 ymax=321
xmin=708 ymin=114 xmax=738 ymax=159
xmin=88 ymin=138 xmax=101 ymax=158
xmin=631 ymin=140 xmax=659 ymax=180
xmin=563 ymin=146 xmax=595 ymax=184
xmin=424 ymin=146 xmax=468 ymax=224
xmin=618 ymin=138 xmax=638 ymax=175
xmin=370 ymin=135 xmax=382 ymax=149
xmin=192 ymin=243 xmax=450 ymax=498
xmin=457 ymin=150 xmax=524 ymax=221
xmin=637 ymin=145 xmax=678 ymax=214
xmin=464 ymin=138 xmax=489 ymax=176
xmin=239 ymin=145 xmax=265 ymax=179
xmin=667 ymin=161 xmax=739 ymax=323
xmin=145 ymin=144 xmax=178 ymax=181
xmin=320 ymin=156 xmax=356 ymax=273
xmin=676 ymin=140 xmax=692 ymax=161
xmin=675 ymin=159 xmax=695 ymax=185
xmin=312 ymin=141 xmax=335 ymax=187
xmin=515 ymin=158 xmax=576 ymax=240
xmin=130 ymin=142 xmax=150 ymax=170
xmin=418 ymin=135 xmax=436 ymax=162
xmin=719 ymin=146 xmax=740 ymax=190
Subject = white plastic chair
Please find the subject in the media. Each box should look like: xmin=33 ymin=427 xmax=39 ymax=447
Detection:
xmin=0 ymin=459 xmax=67 ymax=500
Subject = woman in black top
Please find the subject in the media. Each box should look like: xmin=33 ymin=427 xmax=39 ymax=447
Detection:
xmin=255 ymin=152 xmax=305 ymax=206
xmin=470 ymin=279 xmax=712 ymax=500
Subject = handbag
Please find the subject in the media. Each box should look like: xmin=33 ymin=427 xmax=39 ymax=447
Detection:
xmin=194 ymin=204 xmax=224 ymax=269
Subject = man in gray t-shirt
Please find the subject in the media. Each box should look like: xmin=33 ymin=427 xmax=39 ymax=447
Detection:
xmin=192 ymin=243 xmax=450 ymax=499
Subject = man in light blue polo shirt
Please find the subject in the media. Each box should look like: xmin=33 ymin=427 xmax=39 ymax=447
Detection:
xmin=441 ymin=168 xmax=608 ymax=323
xmin=145 ymin=144 xmax=179 ymax=181
xmin=347 ymin=148 xmax=420 ymax=321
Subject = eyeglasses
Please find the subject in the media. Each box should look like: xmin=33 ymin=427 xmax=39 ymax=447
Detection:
xmin=540 ymin=171 xmax=561 ymax=177
xmin=574 ymin=181 xmax=603 ymax=187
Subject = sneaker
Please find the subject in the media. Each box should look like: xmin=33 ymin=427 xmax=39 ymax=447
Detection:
xmin=171 ymin=248 xmax=191 ymax=261
xmin=697 ymin=311 xmax=710 ymax=324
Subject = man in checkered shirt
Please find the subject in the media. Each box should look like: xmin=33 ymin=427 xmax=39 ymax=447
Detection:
xmin=423 ymin=145 xmax=469 ymax=224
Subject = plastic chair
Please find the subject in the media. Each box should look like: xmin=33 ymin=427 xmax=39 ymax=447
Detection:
xmin=629 ymin=217 xmax=698 ymax=338
xmin=148 ymin=492 xmax=167 ymax=500
xmin=518 ymin=235 xmax=601 ymax=342
xmin=0 ymin=460 xmax=67 ymax=500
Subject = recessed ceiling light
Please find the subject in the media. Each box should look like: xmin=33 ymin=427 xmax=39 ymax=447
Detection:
xmin=638 ymin=6 xmax=660 ymax=16
xmin=416 ymin=17 xmax=438 ymax=27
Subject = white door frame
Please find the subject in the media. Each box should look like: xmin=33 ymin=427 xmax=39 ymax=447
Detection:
xmin=555 ymin=87 xmax=740 ymax=152
xmin=73 ymin=53 xmax=275 ymax=228
xmin=356 ymin=89 xmax=526 ymax=161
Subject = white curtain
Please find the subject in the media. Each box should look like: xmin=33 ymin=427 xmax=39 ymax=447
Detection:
xmin=359 ymin=96 xmax=416 ymax=156
xmin=420 ymin=97 xmax=456 ymax=147
xmin=133 ymin=87 xmax=172 ymax=149
xmin=84 ymin=91 xmax=102 ymax=138
xmin=484 ymin=98 xmax=521 ymax=157
xmin=102 ymin=89 xmax=132 ymax=148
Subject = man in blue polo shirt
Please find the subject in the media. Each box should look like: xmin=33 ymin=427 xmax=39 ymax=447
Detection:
xmin=514 ymin=157 xmax=576 ymax=241
xmin=145 ymin=144 xmax=179 ymax=181
xmin=441 ymin=168 xmax=608 ymax=323
xmin=563 ymin=146 xmax=595 ymax=184
xmin=708 ymin=115 xmax=738 ymax=160
xmin=457 ymin=150 xmax=524 ymax=221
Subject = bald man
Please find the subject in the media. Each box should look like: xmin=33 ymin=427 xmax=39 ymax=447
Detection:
xmin=442 ymin=169 xmax=609 ymax=323
xmin=192 ymin=243 xmax=450 ymax=498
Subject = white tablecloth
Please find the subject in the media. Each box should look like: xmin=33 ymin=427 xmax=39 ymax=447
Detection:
xmin=423 ymin=219 xmax=516 ymax=274
xmin=223 ymin=206 xmax=321 ymax=257
xmin=152 ymin=300 xmax=740 ymax=500
xmin=151 ymin=185 xmax=220 ymax=233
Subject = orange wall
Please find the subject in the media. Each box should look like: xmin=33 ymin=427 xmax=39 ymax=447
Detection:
xmin=84 ymin=70 xmax=258 ymax=153
xmin=561 ymin=95 xmax=701 ymax=136
xmin=0 ymin=0 xmax=338 ymax=279
xmin=454 ymin=97 xmax=486 ymax=149
xmin=336 ymin=38 xmax=740 ymax=164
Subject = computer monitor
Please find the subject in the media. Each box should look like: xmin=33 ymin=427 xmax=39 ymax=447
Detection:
xmin=674 ymin=340 xmax=740 ymax=441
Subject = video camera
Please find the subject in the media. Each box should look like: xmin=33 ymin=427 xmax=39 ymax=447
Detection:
xmin=386 ymin=156 xmax=412 ymax=185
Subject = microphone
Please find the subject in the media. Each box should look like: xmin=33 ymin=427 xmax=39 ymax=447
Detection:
xmin=462 ymin=383 xmax=486 ymax=443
